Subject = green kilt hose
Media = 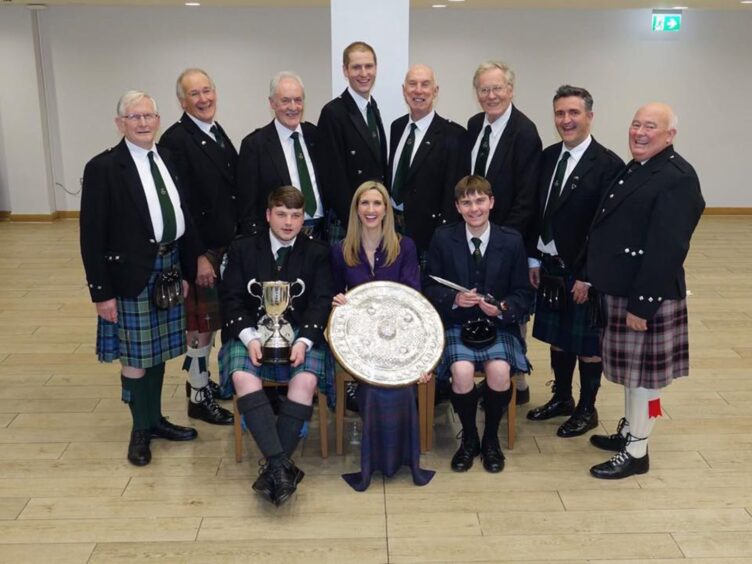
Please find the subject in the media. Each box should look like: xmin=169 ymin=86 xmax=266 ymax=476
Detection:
xmin=532 ymin=260 xmax=600 ymax=356
xmin=218 ymin=338 xmax=335 ymax=400
xmin=96 ymin=248 xmax=186 ymax=368
xmin=436 ymin=326 xmax=531 ymax=382
xmin=601 ymin=294 xmax=690 ymax=389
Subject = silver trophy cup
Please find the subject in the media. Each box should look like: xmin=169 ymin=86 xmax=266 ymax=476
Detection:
xmin=248 ymin=278 xmax=305 ymax=364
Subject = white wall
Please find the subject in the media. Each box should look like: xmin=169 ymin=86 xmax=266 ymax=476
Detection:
xmin=1 ymin=5 xmax=750 ymax=212
xmin=0 ymin=7 xmax=54 ymax=215
xmin=411 ymin=8 xmax=752 ymax=207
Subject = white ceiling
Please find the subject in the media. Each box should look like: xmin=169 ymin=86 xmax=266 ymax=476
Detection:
xmin=3 ymin=0 xmax=751 ymax=9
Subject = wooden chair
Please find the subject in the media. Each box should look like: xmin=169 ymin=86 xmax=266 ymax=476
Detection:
xmin=233 ymin=382 xmax=329 ymax=463
xmin=334 ymin=369 xmax=436 ymax=455
xmin=423 ymin=374 xmax=516 ymax=452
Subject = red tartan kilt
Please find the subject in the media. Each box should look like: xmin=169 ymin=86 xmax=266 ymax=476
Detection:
xmin=184 ymin=282 xmax=222 ymax=333
xmin=601 ymin=294 xmax=690 ymax=389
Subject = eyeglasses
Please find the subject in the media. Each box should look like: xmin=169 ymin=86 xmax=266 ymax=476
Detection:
xmin=121 ymin=113 xmax=159 ymax=123
xmin=477 ymin=85 xmax=508 ymax=98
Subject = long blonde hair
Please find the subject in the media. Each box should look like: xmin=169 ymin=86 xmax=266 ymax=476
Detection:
xmin=342 ymin=181 xmax=401 ymax=267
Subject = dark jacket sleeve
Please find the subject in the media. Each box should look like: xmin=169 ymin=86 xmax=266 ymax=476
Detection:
xmin=504 ymin=123 xmax=542 ymax=234
xmin=316 ymin=104 xmax=351 ymax=224
xmin=80 ymin=156 xmax=115 ymax=303
xmin=218 ymin=240 xmax=259 ymax=341
xmin=500 ymin=232 xmax=535 ymax=324
xmin=297 ymin=243 xmax=334 ymax=345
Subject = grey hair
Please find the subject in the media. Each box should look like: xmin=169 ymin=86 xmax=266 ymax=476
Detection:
xmin=553 ymin=85 xmax=594 ymax=112
xmin=668 ymin=110 xmax=679 ymax=130
xmin=269 ymin=71 xmax=305 ymax=99
xmin=472 ymin=61 xmax=515 ymax=90
xmin=175 ymin=68 xmax=215 ymax=100
xmin=116 ymin=90 xmax=158 ymax=117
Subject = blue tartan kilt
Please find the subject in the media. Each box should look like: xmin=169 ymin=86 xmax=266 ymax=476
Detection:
xmin=532 ymin=263 xmax=601 ymax=356
xmin=218 ymin=338 xmax=335 ymax=401
xmin=326 ymin=210 xmax=346 ymax=246
xmin=436 ymin=325 xmax=531 ymax=382
xmin=96 ymin=248 xmax=186 ymax=368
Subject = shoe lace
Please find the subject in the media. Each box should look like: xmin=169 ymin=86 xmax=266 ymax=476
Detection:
xmin=256 ymin=458 xmax=269 ymax=476
xmin=614 ymin=417 xmax=628 ymax=438
xmin=609 ymin=450 xmax=630 ymax=466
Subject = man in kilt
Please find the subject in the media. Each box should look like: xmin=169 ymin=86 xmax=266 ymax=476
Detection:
xmin=218 ymin=186 xmax=334 ymax=506
xmin=425 ymin=175 xmax=533 ymax=473
xmin=80 ymin=91 xmax=200 ymax=466
xmin=160 ymin=68 xmax=237 ymax=427
xmin=587 ymin=103 xmax=704 ymax=479
xmin=526 ymin=85 xmax=623 ymax=437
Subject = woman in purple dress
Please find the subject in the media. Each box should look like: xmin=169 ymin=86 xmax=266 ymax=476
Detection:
xmin=331 ymin=181 xmax=435 ymax=491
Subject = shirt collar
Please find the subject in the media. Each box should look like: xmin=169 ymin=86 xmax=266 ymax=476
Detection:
xmin=269 ymin=229 xmax=296 ymax=256
xmin=484 ymin=103 xmax=513 ymax=134
xmin=409 ymin=110 xmax=435 ymax=132
xmin=561 ymin=134 xmax=592 ymax=161
xmin=274 ymin=118 xmax=303 ymax=140
xmin=465 ymin=222 xmax=491 ymax=247
xmin=124 ymin=138 xmax=156 ymax=159
xmin=185 ymin=112 xmax=215 ymax=136
xmin=347 ymin=86 xmax=371 ymax=112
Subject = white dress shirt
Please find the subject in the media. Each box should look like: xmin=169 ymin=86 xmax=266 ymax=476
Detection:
xmin=471 ymin=103 xmax=513 ymax=175
xmin=390 ymin=111 xmax=435 ymax=211
xmin=274 ymin=119 xmax=324 ymax=219
xmin=185 ymin=112 xmax=221 ymax=144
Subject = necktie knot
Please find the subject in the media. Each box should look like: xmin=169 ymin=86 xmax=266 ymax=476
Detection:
xmin=471 ymin=237 xmax=483 ymax=266
xmin=276 ymin=246 xmax=291 ymax=268
xmin=290 ymin=131 xmax=299 ymax=141
xmin=474 ymin=125 xmax=493 ymax=177
xmin=210 ymin=124 xmax=226 ymax=149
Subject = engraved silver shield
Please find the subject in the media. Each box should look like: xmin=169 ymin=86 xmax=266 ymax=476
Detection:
xmin=326 ymin=281 xmax=444 ymax=387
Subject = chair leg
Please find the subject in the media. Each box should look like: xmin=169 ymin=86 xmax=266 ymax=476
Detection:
xmin=335 ymin=370 xmax=346 ymax=455
xmin=507 ymin=383 xmax=516 ymax=450
xmin=418 ymin=382 xmax=427 ymax=454
xmin=233 ymin=395 xmax=243 ymax=463
xmin=425 ymin=378 xmax=435 ymax=452
xmin=318 ymin=390 xmax=328 ymax=459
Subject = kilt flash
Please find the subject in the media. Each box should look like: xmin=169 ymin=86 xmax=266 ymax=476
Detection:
xmin=532 ymin=266 xmax=601 ymax=356
xmin=436 ymin=325 xmax=531 ymax=382
xmin=601 ymin=294 xmax=690 ymax=389
xmin=96 ymin=248 xmax=186 ymax=368
xmin=218 ymin=338 xmax=334 ymax=400
xmin=184 ymin=282 xmax=222 ymax=333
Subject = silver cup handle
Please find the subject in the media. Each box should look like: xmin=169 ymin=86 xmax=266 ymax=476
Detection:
xmin=247 ymin=278 xmax=263 ymax=305
xmin=290 ymin=278 xmax=306 ymax=300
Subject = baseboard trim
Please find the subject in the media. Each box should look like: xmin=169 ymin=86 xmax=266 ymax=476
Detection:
xmin=0 ymin=211 xmax=80 ymax=222
xmin=704 ymin=207 xmax=752 ymax=215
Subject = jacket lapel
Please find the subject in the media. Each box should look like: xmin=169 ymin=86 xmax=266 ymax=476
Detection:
xmin=485 ymin=106 xmax=518 ymax=181
xmin=407 ymin=115 xmax=442 ymax=182
xmin=450 ymin=223 xmax=472 ymax=288
xmin=343 ymin=89 xmax=380 ymax=161
xmin=553 ymin=142 xmax=596 ymax=214
xmin=265 ymin=122 xmax=293 ymax=185
xmin=181 ymin=113 xmax=233 ymax=182
xmin=484 ymin=225 xmax=504 ymax=294
xmin=116 ymin=139 xmax=155 ymax=239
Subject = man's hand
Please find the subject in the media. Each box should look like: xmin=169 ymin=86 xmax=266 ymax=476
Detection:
xmin=529 ymin=267 xmax=540 ymax=289
xmin=248 ymin=339 xmax=263 ymax=367
xmin=626 ymin=312 xmax=648 ymax=332
xmin=454 ymin=288 xmax=481 ymax=308
xmin=290 ymin=341 xmax=307 ymax=368
xmin=571 ymin=280 xmax=590 ymax=305
xmin=478 ymin=298 xmax=502 ymax=317
xmin=196 ymin=255 xmax=217 ymax=288
xmin=182 ymin=279 xmax=190 ymax=299
xmin=96 ymin=299 xmax=118 ymax=323
xmin=417 ymin=371 xmax=433 ymax=385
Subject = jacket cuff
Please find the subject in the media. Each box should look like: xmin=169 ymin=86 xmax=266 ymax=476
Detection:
xmin=627 ymin=294 xmax=663 ymax=320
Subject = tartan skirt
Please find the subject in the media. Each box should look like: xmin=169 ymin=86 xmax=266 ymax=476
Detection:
xmin=96 ymin=248 xmax=186 ymax=368
xmin=218 ymin=338 xmax=334 ymax=399
xmin=532 ymin=263 xmax=601 ymax=356
xmin=601 ymin=294 xmax=690 ymax=389
xmin=436 ymin=326 xmax=531 ymax=382
xmin=184 ymin=282 xmax=222 ymax=333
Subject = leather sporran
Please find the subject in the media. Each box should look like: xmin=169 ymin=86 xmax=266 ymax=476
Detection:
xmin=586 ymin=287 xmax=605 ymax=328
xmin=153 ymin=267 xmax=183 ymax=310
xmin=461 ymin=318 xmax=496 ymax=350
xmin=539 ymin=273 xmax=567 ymax=312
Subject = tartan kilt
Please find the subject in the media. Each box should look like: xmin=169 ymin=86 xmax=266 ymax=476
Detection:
xmin=96 ymin=248 xmax=186 ymax=368
xmin=436 ymin=325 xmax=531 ymax=382
xmin=532 ymin=271 xmax=600 ymax=356
xmin=326 ymin=210 xmax=346 ymax=246
xmin=218 ymin=338 xmax=334 ymax=400
xmin=601 ymin=294 xmax=690 ymax=389
xmin=184 ymin=282 xmax=222 ymax=333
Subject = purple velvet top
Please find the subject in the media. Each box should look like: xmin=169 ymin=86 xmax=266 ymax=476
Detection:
xmin=330 ymin=236 xmax=420 ymax=293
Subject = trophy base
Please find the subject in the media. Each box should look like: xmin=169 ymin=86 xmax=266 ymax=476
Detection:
xmin=262 ymin=346 xmax=291 ymax=365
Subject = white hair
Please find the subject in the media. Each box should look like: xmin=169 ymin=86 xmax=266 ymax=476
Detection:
xmin=269 ymin=71 xmax=305 ymax=99
xmin=116 ymin=90 xmax=158 ymax=117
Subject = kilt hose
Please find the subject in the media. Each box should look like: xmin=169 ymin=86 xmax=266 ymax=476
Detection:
xmin=436 ymin=326 xmax=531 ymax=382
xmin=532 ymin=259 xmax=601 ymax=357
xmin=96 ymin=248 xmax=186 ymax=368
xmin=601 ymin=294 xmax=690 ymax=389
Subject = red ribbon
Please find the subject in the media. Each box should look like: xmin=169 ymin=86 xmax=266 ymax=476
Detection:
xmin=648 ymin=398 xmax=662 ymax=419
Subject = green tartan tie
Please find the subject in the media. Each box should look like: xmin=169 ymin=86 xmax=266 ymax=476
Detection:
xmin=148 ymin=151 xmax=177 ymax=243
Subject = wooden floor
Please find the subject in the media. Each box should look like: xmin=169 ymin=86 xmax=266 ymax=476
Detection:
xmin=0 ymin=217 xmax=751 ymax=563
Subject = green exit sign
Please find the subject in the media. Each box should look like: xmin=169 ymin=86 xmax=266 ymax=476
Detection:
xmin=652 ymin=10 xmax=682 ymax=32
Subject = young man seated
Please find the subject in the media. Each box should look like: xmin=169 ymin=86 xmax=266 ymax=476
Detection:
xmin=218 ymin=186 xmax=333 ymax=506
xmin=425 ymin=175 xmax=533 ymax=473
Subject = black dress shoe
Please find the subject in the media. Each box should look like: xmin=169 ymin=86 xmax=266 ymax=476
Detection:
xmin=589 ymin=417 xmax=628 ymax=451
xmin=480 ymin=436 xmax=505 ymax=473
xmin=188 ymin=387 xmax=234 ymax=425
xmin=526 ymin=396 xmax=575 ymax=421
xmin=150 ymin=417 xmax=198 ymax=441
xmin=590 ymin=450 xmax=649 ymax=479
xmin=127 ymin=430 xmax=152 ymax=466
xmin=270 ymin=459 xmax=298 ymax=507
xmin=253 ymin=459 xmax=305 ymax=503
xmin=557 ymin=407 xmax=599 ymax=438
xmin=515 ymin=387 xmax=530 ymax=406
xmin=450 ymin=431 xmax=481 ymax=472
xmin=207 ymin=378 xmax=232 ymax=401
xmin=345 ymin=381 xmax=360 ymax=413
